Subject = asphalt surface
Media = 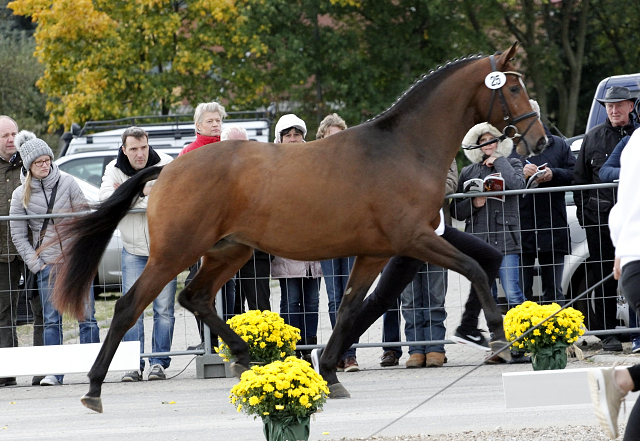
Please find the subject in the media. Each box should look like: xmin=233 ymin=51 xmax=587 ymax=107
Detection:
xmin=1 ymin=274 xmax=637 ymax=440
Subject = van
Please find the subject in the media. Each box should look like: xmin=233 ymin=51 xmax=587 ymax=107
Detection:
xmin=59 ymin=111 xmax=272 ymax=156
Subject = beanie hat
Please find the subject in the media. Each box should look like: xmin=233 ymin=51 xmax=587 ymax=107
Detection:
xmin=274 ymin=114 xmax=307 ymax=143
xmin=15 ymin=130 xmax=54 ymax=171
xmin=461 ymin=122 xmax=514 ymax=164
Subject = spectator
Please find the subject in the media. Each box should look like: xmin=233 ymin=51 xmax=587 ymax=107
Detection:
xmin=599 ymin=118 xmax=640 ymax=353
xmin=588 ymin=129 xmax=640 ymax=440
xmin=221 ymin=126 xmax=272 ymax=314
xmin=10 ymin=131 xmax=100 ymax=386
xmin=181 ymin=102 xmax=235 ymax=350
xmin=316 ymin=113 xmax=359 ymax=372
xmin=99 ymin=127 xmax=175 ymax=382
xmin=0 ymin=116 xmax=45 ymax=387
xmin=452 ymin=123 xmax=526 ymax=310
xmin=271 ymin=114 xmax=322 ymax=361
xmin=510 ymin=100 xmax=576 ymax=305
xmin=401 ymin=159 xmax=458 ymax=368
xmin=573 ymin=86 xmax=638 ymax=352
xmin=179 ymin=101 xmax=226 ymax=156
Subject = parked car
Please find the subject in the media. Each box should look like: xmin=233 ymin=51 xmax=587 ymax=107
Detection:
xmin=59 ymin=111 xmax=272 ymax=156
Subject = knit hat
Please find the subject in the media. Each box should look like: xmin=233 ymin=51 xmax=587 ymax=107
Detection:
xmin=274 ymin=114 xmax=307 ymax=143
xmin=461 ymin=122 xmax=514 ymax=164
xmin=15 ymin=130 xmax=54 ymax=170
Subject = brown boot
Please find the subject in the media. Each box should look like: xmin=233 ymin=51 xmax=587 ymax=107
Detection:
xmin=425 ymin=352 xmax=445 ymax=368
xmin=405 ymin=353 xmax=426 ymax=368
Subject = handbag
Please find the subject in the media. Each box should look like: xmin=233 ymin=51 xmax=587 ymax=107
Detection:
xmin=23 ymin=179 xmax=59 ymax=300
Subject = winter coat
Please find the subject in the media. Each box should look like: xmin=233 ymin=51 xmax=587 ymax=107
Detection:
xmin=573 ymin=118 xmax=638 ymax=225
xmin=179 ymin=133 xmax=220 ymax=156
xmin=10 ymin=164 xmax=89 ymax=273
xmin=99 ymin=152 xmax=173 ymax=256
xmin=271 ymin=258 xmax=322 ymax=279
xmin=509 ymin=127 xmax=575 ymax=255
xmin=0 ymin=153 xmax=23 ymax=263
xmin=599 ymin=135 xmax=631 ymax=183
xmin=451 ymin=123 xmax=525 ymax=255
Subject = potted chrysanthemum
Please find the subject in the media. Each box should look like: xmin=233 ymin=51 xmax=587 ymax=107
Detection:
xmin=230 ymin=356 xmax=330 ymax=441
xmin=216 ymin=310 xmax=301 ymax=364
xmin=504 ymin=301 xmax=585 ymax=370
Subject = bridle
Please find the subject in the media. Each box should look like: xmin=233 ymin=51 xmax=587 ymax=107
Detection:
xmin=464 ymin=54 xmax=539 ymax=151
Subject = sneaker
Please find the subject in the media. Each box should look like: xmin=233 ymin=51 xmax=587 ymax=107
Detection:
xmin=601 ymin=336 xmax=623 ymax=352
xmin=310 ymin=348 xmax=322 ymax=374
xmin=148 ymin=364 xmax=166 ymax=381
xmin=343 ymin=356 xmax=360 ymax=372
xmin=336 ymin=358 xmax=345 ymax=372
xmin=379 ymin=350 xmax=399 ymax=367
xmin=31 ymin=376 xmax=45 ymax=386
xmin=451 ymin=328 xmax=490 ymax=351
xmin=588 ymin=367 xmax=627 ymax=439
xmin=631 ymin=337 xmax=640 ymax=354
xmin=40 ymin=375 xmax=62 ymax=386
xmin=121 ymin=370 xmax=142 ymax=382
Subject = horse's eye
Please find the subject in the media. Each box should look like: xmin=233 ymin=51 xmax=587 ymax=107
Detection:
xmin=510 ymin=85 xmax=520 ymax=94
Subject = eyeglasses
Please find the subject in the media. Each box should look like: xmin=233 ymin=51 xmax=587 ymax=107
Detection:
xmin=33 ymin=158 xmax=51 ymax=167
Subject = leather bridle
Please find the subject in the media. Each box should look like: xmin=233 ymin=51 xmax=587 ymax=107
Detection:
xmin=464 ymin=54 xmax=539 ymax=151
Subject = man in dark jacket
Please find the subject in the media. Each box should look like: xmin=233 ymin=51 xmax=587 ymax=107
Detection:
xmin=573 ymin=86 xmax=638 ymax=352
xmin=510 ymin=102 xmax=576 ymax=305
xmin=0 ymin=116 xmax=44 ymax=387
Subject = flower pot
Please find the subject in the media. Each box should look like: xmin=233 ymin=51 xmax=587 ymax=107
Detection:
xmin=531 ymin=343 xmax=569 ymax=371
xmin=262 ymin=415 xmax=310 ymax=441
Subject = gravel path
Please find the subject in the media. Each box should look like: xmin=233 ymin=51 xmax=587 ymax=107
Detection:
xmin=328 ymin=424 xmax=624 ymax=440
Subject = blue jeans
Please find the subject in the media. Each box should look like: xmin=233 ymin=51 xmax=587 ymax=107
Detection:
xmin=321 ymin=257 xmax=357 ymax=358
xmin=491 ymin=254 xmax=526 ymax=309
xmin=279 ymin=277 xmax=320 ymax=340
xmin=39 ymin=265 xmax=99 ymax=383
xmin=121 ymin=249 xmax=176 ymax=370
xmin=382 ymin=297 xmax=402 ymax=358
xmin=401 ymin=263 xmax=447 ymax=354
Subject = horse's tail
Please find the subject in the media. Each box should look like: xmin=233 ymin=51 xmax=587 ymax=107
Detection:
xmin=52 ymin=165 xmax=165 ymax=319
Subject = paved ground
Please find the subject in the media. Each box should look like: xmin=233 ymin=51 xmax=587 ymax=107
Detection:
xmin=1 ymin=273 xmax=637 ymax=440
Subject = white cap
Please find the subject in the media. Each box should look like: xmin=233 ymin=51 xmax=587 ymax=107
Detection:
xmin=274 ymin=114 xmax=307 ymax=143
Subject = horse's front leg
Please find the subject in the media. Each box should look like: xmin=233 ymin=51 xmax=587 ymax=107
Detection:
xmin=319 ymin=256 xmax=388 ymax=398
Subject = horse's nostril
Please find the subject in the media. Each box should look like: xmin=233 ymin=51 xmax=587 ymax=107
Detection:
xmin=536 ymin=137 xmax=548 ymax=149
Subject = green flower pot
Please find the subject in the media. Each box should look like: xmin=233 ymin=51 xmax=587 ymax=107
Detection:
xmin=531 ymin=343 xmax=569 ymax=371
xmin=262 ymin=415 xmax=310 ymax=441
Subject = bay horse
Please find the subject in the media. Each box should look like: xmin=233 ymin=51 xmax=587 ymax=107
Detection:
xmin=52 ymin=42 xmax=546 ymax=413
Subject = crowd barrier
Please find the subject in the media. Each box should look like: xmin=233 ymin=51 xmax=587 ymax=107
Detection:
xmin=1 ymin=181 xmax=637 ymax=370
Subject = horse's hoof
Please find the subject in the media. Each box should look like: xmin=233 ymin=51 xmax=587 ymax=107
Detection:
xmin=328 ymin=382 xmax=351 ymax=399
xmin=230 ymin=362 xmax=249 ymax=378
xmin=81 ymin=394 xmax=103 ymax=413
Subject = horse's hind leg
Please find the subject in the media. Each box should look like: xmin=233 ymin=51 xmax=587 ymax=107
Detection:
xmin=319 ymin=255 xmax=388 ymax=398
xmin=82 ymin=263 xmax=179 ymax=413
xmin=177 ymin=241 xmax=253 ymax=376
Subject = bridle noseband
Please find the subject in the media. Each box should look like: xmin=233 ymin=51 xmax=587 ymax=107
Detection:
xmin=464 ymin=54 xmax=539 ymax=151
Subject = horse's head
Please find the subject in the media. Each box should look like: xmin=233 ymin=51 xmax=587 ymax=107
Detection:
xmin=474 ymin=42 xmax=547 ymax=157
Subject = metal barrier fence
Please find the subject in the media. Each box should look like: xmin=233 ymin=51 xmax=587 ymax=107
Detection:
xmin=0 ymin=181 xmax=636 ymax=368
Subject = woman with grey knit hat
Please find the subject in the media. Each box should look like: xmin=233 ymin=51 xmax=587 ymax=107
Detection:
xmin=451 ymin=122 xmax=526 ymax=313
xmin=9 ymin=131 xmax=99 ymax=386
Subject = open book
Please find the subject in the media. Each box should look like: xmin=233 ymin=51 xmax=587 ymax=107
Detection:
xmin=526 ymin=163 xmax=548 ymax=189
xmin=463 ymin=172 xmax=505 ymax=202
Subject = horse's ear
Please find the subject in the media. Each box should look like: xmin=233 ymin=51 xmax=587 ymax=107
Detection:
xmin=496 ymin=41 xmax=519 ymax=70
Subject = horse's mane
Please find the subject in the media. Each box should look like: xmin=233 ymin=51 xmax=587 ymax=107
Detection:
xmin=368 ymin=53 xmax=485 ymax=131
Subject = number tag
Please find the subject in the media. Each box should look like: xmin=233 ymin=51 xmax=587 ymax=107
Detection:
xmin=485 ymin=72 xmax=506 ymax=90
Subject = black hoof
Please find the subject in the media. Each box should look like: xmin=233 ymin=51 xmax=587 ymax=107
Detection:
xmin=81 ymin=394 xmax=103 ymax=413
xmin=230 ymin=362 xmax=249 ymax=378
xmin=328 ymin=382 xmax=351 ymax=399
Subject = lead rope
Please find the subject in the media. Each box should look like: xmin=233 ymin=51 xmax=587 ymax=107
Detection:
xmin=366 ymin=273 xmax=615 ymax=439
